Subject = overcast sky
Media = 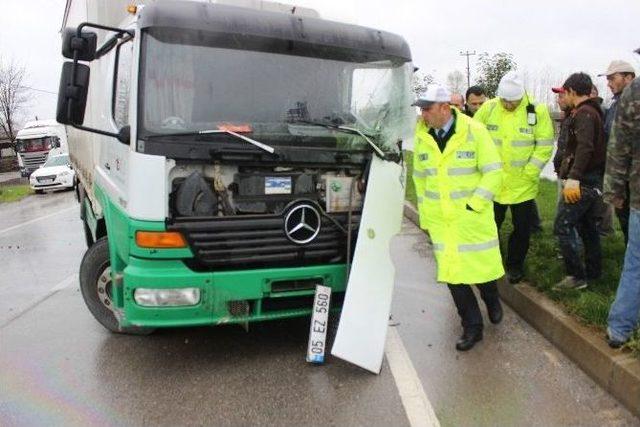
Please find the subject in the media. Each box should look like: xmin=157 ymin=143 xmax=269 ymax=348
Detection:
xmin=1 ymin=0 xmax=639 ymax=122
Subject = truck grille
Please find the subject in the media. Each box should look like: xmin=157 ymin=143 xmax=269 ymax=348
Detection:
xmin=168 ymin=213 xmax=360 ymax=271
xmin=22 ymin=152 xmax=48 ymax=169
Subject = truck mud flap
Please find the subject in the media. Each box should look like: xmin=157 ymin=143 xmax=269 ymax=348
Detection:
xmin=331 ymin=156 xmax=405 ymax=373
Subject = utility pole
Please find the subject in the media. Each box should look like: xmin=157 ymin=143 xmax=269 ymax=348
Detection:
xmin=459 ymin=50 xmax=476 ymax=88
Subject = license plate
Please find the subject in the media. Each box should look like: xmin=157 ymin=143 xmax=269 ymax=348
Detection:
xmin=306 ymin=285 xmax=332 ymax=364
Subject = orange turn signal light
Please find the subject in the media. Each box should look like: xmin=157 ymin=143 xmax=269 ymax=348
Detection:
xmin=135 ymin=231 xmax=187 ymax=248
xmin=127 ymin=5 xmax=137 ymax=14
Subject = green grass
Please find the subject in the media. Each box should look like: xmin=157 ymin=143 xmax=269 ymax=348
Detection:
xmin=404 ymin=151 xmax=638 ymax=354
xmin=0 ymin=184 xmax=33 ymax=203
xmin=525 ymin=179 xmax=638 ymax=353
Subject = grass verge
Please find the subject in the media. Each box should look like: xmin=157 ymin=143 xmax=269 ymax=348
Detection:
xmin=404 ymin=150 xmax=638 ymax=355
xmin=0 ymin=184 xmax=33 ymax=203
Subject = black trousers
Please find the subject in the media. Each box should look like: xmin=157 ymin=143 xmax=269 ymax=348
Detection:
xmin=494 ymin=199 xmax=537 ymax=272
xmin=447 ymin=281 xmax=500 ymax=333
xmin=554 ymin=186 xmax=602 ymax=280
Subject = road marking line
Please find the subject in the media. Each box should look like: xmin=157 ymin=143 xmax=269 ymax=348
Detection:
xmin=1 ymin=274 xmax=77 ymax=329
xmin=385 ymin=327 xmax=440 ymax=427
xmin=0 ymin=206 xmax=77 ymax=236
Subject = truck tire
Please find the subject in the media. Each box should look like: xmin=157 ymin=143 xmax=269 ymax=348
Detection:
xmin=79 ymin=237 xmax=155 ymax=335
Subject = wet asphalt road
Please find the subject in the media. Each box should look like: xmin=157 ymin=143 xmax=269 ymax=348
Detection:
xmin=1 ymin=191 xmax=638 ymax=426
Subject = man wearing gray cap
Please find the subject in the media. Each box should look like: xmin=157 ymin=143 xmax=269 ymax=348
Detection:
xmin=600 ymin=60 xmax=636 ymax=244
xmin=412 ymin=84 xmax=504 ymax=351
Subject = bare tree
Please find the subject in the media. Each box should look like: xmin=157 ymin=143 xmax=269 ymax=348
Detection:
xmin=0 ymin=59 xmax=29 ymax=144
xmin=446 ymin=70 xmax=466 ymax=95
xmin=412 ymin=72 xmax=435 ymax=97
xmin=476 ymin=52 xmax=517 ymax=98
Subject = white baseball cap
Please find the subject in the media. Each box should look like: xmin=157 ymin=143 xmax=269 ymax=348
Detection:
xmin=598 ymin=60 xmax=636 ymax=77
xmin=497 ymin=71 xmax=525 ymax=101
xmin=412 ymin=84 xmax=451 ymax=108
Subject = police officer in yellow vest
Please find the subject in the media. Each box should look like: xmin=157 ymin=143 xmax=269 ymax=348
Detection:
xmin=474 ymin=72 xmax=554 ymax=283
xmin=412 ymin=84 xmax=505 ymax=351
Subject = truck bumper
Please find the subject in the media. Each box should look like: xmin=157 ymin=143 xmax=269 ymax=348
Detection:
xmin=120 ymin=257 xmax=347 ymax=328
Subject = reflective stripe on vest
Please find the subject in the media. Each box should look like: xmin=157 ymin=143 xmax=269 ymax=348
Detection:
xmin=448 ymin=167 xmax=477 ymax=176
xmin=493 ymin=138 xmax=503 ymax=146
xmin=474 ymin=188 xmax=495 ymax=201
xmin=414 ymin=168 xmax=438 ymax=178
xmin=511 ymin=160 xmax=528 ymax=167
xmin=481 ymin=162 xmax=502 ymax=173
xmin=537 ymin=139 xmax=555 ymax=146
xmin=424 ymin=190 xmax=441 ymax=200
xmin=424 ymin=190 xmax=477 ymax=200
xmin=458 ymin=239 xmax=499 ymax=252
xmin=450 ymin=190 xmax=473 ymax=200
xmin=511 ymin=140 xmax=534 ymax=147
xmin=529 ymin=157 xmax=546 ymax=169
xmin=431 ymin=239 xmax=499 ymax=253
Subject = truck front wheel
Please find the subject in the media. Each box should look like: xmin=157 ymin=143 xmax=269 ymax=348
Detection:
xmin=79 ymin=237 xmax=154 ymax=335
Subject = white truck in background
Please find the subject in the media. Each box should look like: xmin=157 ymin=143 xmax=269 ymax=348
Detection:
xmin=15 ymin=120 xmax=68 ymax=176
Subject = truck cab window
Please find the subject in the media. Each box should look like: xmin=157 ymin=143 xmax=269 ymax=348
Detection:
xmin=113 ymin=39 xmax=133 ymax=129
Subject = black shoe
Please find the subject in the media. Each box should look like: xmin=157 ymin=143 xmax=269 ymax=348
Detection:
xmin=487 ymin=302 xmax=503 ymax=324
xmin=606 ymin=334 xmax=627 ymax=349
xmin=455 ymin=330 xmax=483 ymax=351
xmin=507 ymin=269 xmax=524 ymax=284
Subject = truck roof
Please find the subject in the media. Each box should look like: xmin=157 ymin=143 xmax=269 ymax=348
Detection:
xmin=16 ymin=121 xmax=66 ymax=139
xmin=21 ymin=119 xmax=63 ymax=129
xmin=61 ymin=0 xmax=320 ymax=32
xmin=140 ymin=1 xmax=411 ymax=62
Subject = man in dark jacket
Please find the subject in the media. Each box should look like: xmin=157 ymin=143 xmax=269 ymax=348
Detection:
xmin=464 ymin=86 xmax=487 ymax=117
xmin=552 ymin=86 xmax=573 ymax=176
xmin=553 ymin=73 xmax=607 ymax=290
xmin=600 ymin=60 xmax=636 ymax=243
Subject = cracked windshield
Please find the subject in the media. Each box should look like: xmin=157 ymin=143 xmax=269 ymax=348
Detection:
xmin=140 ymin=28 xmax=414 ymax=153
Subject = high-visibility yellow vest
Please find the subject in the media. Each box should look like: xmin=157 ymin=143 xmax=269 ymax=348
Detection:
xmin=474 ymin=96 xmax=555 ymax=204
xmin=412 ymin=111 xmax=505 ymax=285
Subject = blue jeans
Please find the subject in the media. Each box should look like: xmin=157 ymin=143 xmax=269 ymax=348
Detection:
xmin=607 ymin=208 xmax=640 ymax=342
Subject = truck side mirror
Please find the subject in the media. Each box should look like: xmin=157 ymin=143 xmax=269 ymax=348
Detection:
xmin=56 ymin=62 xmax=90 ymax=125
xmin=62 ymin=28 xmax=97 ymax=62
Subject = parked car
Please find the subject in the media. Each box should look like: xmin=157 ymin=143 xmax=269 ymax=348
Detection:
xmin=29 ymin=153 xmax=76 ymax=194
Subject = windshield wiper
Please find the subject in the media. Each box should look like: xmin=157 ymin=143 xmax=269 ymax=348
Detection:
xmin=146 ymin=129 xmax=275 ymax=154
xmin=290 ymin=120 xmax=387 ymax=159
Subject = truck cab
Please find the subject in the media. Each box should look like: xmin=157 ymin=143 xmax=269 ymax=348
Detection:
xmin=58 ymin=0 xmax=413 ymax=335
xmin=15 ymin=120 xmax=68 ymax=177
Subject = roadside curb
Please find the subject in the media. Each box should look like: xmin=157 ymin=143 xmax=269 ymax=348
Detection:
xmin=403 ymin=201 xmax=640 ymax=418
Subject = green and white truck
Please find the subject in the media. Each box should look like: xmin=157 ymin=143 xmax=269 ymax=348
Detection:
xmin=58 ymin=0 xmax=412 ymax=370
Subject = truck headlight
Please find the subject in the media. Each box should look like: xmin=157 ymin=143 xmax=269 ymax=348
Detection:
xmin=134 ymin=288 xmax=201 ymax=307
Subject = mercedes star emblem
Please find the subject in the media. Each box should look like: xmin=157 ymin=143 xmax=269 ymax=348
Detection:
xmin=284 ymin=203 xmax=321 ymax=244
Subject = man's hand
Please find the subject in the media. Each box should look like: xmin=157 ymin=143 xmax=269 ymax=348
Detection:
xmin=563 ymin=179 xmax=581 ymax=203
xmin=608 ymin=195 xmax=625 ymax=209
